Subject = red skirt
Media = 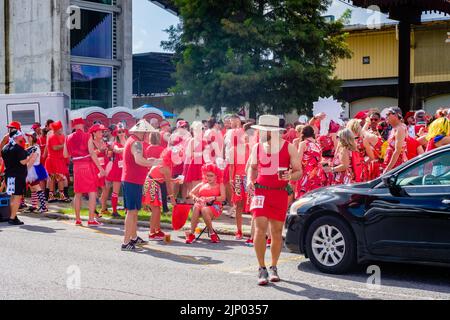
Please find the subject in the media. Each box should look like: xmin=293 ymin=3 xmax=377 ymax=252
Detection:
xmin=183 ymin=162 xmax=203 ymax=183
xmin=142 ymin=177 xmax=163 ymax=207
xmin=107 ymin=161 xmax=123 ymax=183
xmin=251 ymin=188 xmax=288 ymax=222
xmin=73 ymin=161 xmax=98 ymax=194
xmin=45 ymin=157 xmax=69 ymax=176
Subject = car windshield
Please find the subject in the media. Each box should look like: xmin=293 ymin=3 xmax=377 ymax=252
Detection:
xmin=397 ymin=150 xmax=450 ymax=186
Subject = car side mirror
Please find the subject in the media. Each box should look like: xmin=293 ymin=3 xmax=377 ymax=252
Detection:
xmin=382 ymin=174 xmax=408 ymax=197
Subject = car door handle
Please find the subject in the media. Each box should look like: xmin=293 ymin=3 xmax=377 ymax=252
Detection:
xmin=443 ymin=200 xmax=450 ymax=205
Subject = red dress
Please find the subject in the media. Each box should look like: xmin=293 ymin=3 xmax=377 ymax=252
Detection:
xmin=195 ymin=183 xmax=223 ymax=218
xmin=93 ymin=141 xmax=110 ymax=188
xmin=352 ymin=137 xmax=369 ymax=183
xmin=384 ymin=127 xmax=408 ymax=171
xmin=230 ymin=144 xmax=250 ymax=211
xmin=329 ymin=150 xmax=354 ymax=186
xmin=368 ymin=132 xmax=384 ymax=181
xmin=142 ymin=165 xmax=166 ymax=207
xmin=183 ymin=139 xmax=205 ymax=183
xmin=106 ymin=142 xmax=124 ymax=183
xmin=252 ymin=141 xmax=291 ymax=222
xmin=66 ymin=130 xmax=97 ymax=194
xmin=296 ymin=140 xmax=326 ymax=198
xmin=45 ymin=134 xmax=68 ymax=177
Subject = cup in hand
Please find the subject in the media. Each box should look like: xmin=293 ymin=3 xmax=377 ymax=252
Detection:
xmin=278 ymin=167 xmax=289 ymax=181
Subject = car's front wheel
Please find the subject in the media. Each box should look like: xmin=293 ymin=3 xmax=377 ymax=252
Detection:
xmin=305 ymin=215 xmax=356 ymax=274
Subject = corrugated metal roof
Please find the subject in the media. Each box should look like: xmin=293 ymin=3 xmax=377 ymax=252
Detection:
xmin=345 ymin=0 xmax=450 ymax=14
xmin=150 ymin=1 xmax=178 ymax=15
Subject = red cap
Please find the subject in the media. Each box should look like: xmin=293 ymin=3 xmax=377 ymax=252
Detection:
xmin=405 ymin=112 xmax=415 ymax=121
xmin=71 ymin=118 xmax=85 ymax=127
xmin=354 ymin=110 xmax=369 ymax=120
xmin=50 ymin=121 xmax=63 ymax=132
xmin=177 ymin=120 xmax=188 ymax=129
xmin=31 ymin=123 xmax=41 ymax=130
xmin=89 ymin=124 xmax=107 ymax=134
xmin=7 ymin=121 xmax=22 ymax=130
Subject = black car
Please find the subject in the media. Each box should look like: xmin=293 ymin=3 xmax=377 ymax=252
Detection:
xmin=285 ymin=144 xmax=450 ymax=274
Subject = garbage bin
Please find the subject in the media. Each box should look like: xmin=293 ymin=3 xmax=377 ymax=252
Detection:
xmin=0 ymin=193 xmax=11 ymax=222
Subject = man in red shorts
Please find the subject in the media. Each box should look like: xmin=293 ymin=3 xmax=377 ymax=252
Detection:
xmin=247 ymin=115 xmax=302 ymax=286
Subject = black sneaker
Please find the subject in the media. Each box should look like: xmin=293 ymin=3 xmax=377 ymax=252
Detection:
xmin=8 ymin=217 xmax=24 ymax=226
xmin=258 ymin=267 xmax=269 ymax=286
xmin=121 ymin=243 xmax=137 ymax=252
xmin=111 ymin=212 xmax=121 ymax=219
xmin=269 ymin=266 xmax=281 ymax=283
xmin=131 ymin=237 xmax=148 ymax=247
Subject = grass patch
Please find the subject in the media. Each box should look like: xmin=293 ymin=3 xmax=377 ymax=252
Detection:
xmin=58 ymin=207 xmax=176 ymax=224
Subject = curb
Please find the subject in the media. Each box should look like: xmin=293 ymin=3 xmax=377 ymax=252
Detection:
xmin=21 ymin=211 xmax=252 ymax=238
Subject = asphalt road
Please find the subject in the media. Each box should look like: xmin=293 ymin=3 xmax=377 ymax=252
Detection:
xmin=1 ymin=216 xmax=450 ymax=300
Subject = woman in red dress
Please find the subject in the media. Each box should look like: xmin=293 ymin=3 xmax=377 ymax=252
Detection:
xmin=186 ymin=164 xmax=226 ymax=244
xmin=384 ymin=107 xmax=408 ymax=174
xmin=183 ymin=122 xmax=205 ymax=198
xmin=105 ymin=124 xmax=128 ymax=218
xmin=89 ymin=124 xmax=111 ymax=217
xmin=347 ymin=119 xmax=379 ymax=183
xmin=45 ymin=121 xmax=69 ymax=203
xmin=364 ymin=111 xmax=385 ymax=180
xmin=143 ymin=149 xmax=177 ymax=241
xmin=228 ymin=128 xmax=250 ymax=240
xmin=325 ymin=128 xmax=356 ymax=186
xmin=296 ymin=126 xmax=326 ymax=198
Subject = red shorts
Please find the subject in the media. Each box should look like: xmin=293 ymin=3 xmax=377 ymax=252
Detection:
xmin=73 ymin=161 xmax=98 ymax=194
xmin=251 ymin=188 xmax=289 ymax=222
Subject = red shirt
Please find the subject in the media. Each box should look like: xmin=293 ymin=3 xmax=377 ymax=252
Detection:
xmin=122 ymin=135 xmax=150 ymax=185
xmin=66 ymin=130 xmax=91 ymax=163
xmin=145 ymin=145 xmax=164 ymax=159
xmin=47 ymin=134 xmax=65 ymax=159
xmin=406 ymin=136 xmax=421 ymax=160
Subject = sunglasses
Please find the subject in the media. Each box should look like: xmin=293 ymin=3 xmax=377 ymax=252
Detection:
xmin=117 ymin=131 xmax=125 ymax=134
xmin=370 ymin=118 xmax=380 ymax=122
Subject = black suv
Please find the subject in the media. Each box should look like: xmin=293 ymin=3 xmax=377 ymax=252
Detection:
xmin=285 ymin=144 xmax=450 ymax=274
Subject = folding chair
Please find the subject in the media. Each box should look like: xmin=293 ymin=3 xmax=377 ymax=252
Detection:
xmin=194 ymin=227 xmax=221 ymax=243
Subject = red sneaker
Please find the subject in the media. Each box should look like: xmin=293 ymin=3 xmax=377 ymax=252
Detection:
xmin=267 ymin=238 xmax=272 ymax=248
xmin=149 ymin=230 xmax=165 ymax=241
xmin=245 ymin=239 xmax=254 ymax=247
xmin=235 ymin=231 xmax=243 ymax=241
xmin=185 ymin=233 xmax=196 ymax=244
xmin=210 ymin=233 xmax=220 ymax=244
xmin=75 ymin=220 xmax=83 ymax=227
xmin=88 ymin=220 xmax=103 ymax=228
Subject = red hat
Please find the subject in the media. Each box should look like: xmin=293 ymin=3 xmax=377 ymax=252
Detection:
xmin=50 ymin=121 xmax=63 ymax=132
xmin=405 ymin=112 xmax=415 ymax=120
xmin=31 ymin=123 xmax=41 ymax=131
xmin=172 ymin=204 xmax=192 ymax=231
xmin=177 ymin=120 xmax=188 ymax=129
xmin=89 ymin=124 xmax=107 ymax=134
xmin=354 ymin=110 xmax=369 ymax=120
xmin=7 ymin=121 xmax=21 ymax=130
xmin=71 ymin=118 xmax=85 ymax=127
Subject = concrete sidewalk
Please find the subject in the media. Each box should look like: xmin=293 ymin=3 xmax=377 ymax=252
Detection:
xmin=21 ymin=201 xmax=253 ymax=237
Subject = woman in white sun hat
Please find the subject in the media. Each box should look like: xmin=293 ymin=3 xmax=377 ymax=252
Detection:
xmin=247 ymin=115 xmax=302 ymax=286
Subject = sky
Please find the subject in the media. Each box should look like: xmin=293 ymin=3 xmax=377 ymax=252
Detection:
xmin=132 ymin=0 xmax=446 ymax=54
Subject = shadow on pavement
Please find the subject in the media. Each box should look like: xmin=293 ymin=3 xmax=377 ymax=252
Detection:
xmin=297 ymin=260 xmax=450 ymax=295
xmin=19 ymin=225 xmax=66 ymax=234
xmin=271 ymin=279 xmax=363 ymax=300
xmin=135 ymin=246 xmax=224 ymax=266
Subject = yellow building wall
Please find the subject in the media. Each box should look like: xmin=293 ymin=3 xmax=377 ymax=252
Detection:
xmin=335 ymin=30 xmax=399 ymax=80
xmin=412 ymin=27 xmax=450 ymax=84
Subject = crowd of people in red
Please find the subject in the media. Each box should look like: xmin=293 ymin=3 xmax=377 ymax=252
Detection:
xmin=1 ymin=107 xmax=449 ymax=285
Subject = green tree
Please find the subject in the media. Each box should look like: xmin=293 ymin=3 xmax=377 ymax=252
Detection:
xmin=162 ymin=0 xmax=352 ymax=118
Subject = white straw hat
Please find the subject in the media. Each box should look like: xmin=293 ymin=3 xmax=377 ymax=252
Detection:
xmin=252 ymin=115 xmax=285 ymax=131
xmin=129 ymin=119 xmax=158 ymax=133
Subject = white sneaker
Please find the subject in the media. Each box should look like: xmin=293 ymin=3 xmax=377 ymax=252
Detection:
xmin=230 ymin=207 xmax=236 ymax=218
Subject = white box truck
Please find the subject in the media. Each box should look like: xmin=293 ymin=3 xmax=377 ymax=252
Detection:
xmin=0 ymin=92 xmax=70 ymax=137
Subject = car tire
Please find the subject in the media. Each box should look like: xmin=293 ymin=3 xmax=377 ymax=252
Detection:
xmin=305 ymin=215 xmax=356 ymax=274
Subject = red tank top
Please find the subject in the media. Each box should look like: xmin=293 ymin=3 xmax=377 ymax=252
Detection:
xmin=47 ymin=134 xmax=65 ymax=159
xmin=122 ymin=135 xmax=149 ymax=185
xmin=198 ymin=183 xmax=221 ymax=198
xmin=66 ymin=130 xmax=91 ymax=163
xmin=256 ymin=141 xmax=291 ymax=188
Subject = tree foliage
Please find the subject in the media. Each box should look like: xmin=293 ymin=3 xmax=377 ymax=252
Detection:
xmin=162 ymin=0 xmax=352 ymax=117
